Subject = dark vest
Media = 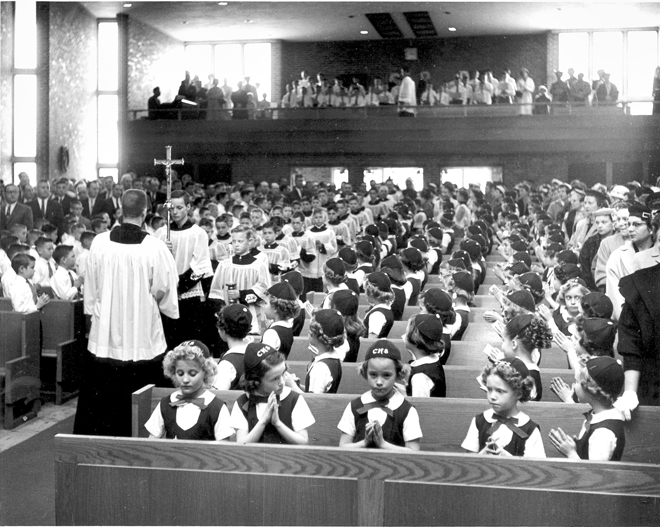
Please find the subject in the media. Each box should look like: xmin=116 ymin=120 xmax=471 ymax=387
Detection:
xmin=430 ymin=248 xmax=443 ymax=275
xmin=440 ymin=333 xmax=452 ymax=365
xmin=292 ymin=309 xmax=306 ymax=337
xmin=364 ymin=306 xmax=394 ymax=338
xmin=390 ymin=286 xmax=406 ymax=321
xmin=475 ymin=413 xmax=540 ymax=457
xmin=452 ymin=308 xmax=470 ymax=341
xmin=237 ymin=391 xmax=299 ymax=444
xmin=344 ymin=333 xmax=360 ymax=363
xmin=351 ymin=397 xmax=412 ymax=447
xmin=305 ymin=357 xmax=343 ymax=393
xmin=161 ymin=395 xmax=225 ymax=440
xmin=575 ymin=417 xmax=625 ymax=461
xmin=406 ymin=359 xmax=446 ymax=398
xmin=529 ymin=369 xmax=543 ymax=401
xmin=219 ymin=352 xmax=245 ymax=390
xmin=269 ymin=324 xmax=294 ymax=359
xmin=406 ymin=277 xmax=421 ymax=306
xmin=346 ymin=277 xmax=360 ymax=295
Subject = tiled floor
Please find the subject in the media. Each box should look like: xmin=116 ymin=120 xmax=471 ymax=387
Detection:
xmin=0 ymin=399 xmax=77 ymax=453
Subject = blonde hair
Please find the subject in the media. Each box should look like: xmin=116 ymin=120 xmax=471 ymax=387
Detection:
xmin=162 ymin=343 xmax=217 ymax=386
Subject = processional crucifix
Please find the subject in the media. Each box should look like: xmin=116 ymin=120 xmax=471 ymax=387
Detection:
xmin=154 ymin=146 xmax=184 ymax=241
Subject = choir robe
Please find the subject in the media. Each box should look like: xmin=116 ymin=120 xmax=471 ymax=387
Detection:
xmin=300 ymin=225 xmax=337 ymax=279
xmin=209 ymin=252 xmax=270 ymax=334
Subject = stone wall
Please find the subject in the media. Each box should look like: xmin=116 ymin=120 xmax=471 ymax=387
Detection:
xmin=48 ymin=2 xmax=97 ymax=181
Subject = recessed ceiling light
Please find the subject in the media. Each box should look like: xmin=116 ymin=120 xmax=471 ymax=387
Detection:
xmin=123 ymin=3 xmax=132 ymax=7
xmin=360 ymin=30 xmax=368 ymax=35
xmin=448 ymin=27 xmax=457 ymax=32
xmin=218 ymin=2 xmax=228 ymax=5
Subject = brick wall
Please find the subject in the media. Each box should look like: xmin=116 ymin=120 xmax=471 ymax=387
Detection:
xmin=48 ymin=3 xmax=97 ymax=182
xmin=280 ymin=33 xmax=549 ymax=98
xmin=0 ymin=2 xmax=13 ymax=183
xmin=127 ymin=17 xmax=184 ymax=110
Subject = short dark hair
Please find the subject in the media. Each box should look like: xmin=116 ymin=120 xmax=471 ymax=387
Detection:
xmin=53 ymin=244 xmax=74 ymax=264
xmin=121 ymin=189 xmax=148 ymax=218
xmin=11 ymin=253 xmax=34 ymax=273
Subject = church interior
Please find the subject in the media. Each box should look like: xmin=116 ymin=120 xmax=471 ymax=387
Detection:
xmin=1 ymin=1 xmax=660 ymax=526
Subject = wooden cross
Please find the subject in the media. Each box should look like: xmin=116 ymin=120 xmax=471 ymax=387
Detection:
xmin=154 ymin=146 xmax=184 ymax=241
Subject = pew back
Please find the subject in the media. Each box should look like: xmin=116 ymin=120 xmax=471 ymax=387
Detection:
xmin=287 ymin=337 xmax=570 ymax=368
xmin=54 ymin=434 xmax=660 ymax=526
xmin=131 ymin=387 xmax=660 ymax=464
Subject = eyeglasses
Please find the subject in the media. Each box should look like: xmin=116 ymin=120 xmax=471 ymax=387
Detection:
xmin=628 ymin=221 xmax=647 ymax=229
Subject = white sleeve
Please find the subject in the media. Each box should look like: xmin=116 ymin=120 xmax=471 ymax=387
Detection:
xmin=50 ymin=272 xmax=77 ymax=300
xmin=151 ymin=241 xmax=180 ymax=319
xmin=213 ymin=403 xmax=235 ymax=440
xmin=291 ymin=395 xmax=315 ymax=432
xmin=307 ymin=361 xmax=333 ymax=394
xmin=410 ymin=373 xmax=435 ymax=398
xmin=337 ymin=402 xmax=357 ymax=437
xmin=403 ymin=282 xmax=413 ymax=302
xmin=191 ymin=228 xmax=214 ymax=277
xmin=212 ymin=360 xmax=237 ymax=391
xmin=461 ymin=417 xmax=480 ymax=452
xmin=144 ymin=402 xmax=165 ymax=438
xmin=402 ymin=406 xmax=423 ymax=442
xmin=368 ymin=311 xmax=386 ymax=336
xmin=261 ymin=328 xmax=281 ymax=350
xmin=588 ymin=428 xmax=618 ymax=461
xmin=523 ymin=427 xmax=546 ymax=458
xmin=8 ymin=282 xmax=37 ymax=314
xmin=229 ymin=400 xmax=249 ymax=431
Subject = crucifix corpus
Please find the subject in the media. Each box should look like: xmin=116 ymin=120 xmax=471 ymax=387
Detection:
xmin=154 ymin=145 xmax=184 ymax=241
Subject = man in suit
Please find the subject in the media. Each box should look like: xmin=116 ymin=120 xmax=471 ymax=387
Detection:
xmin=82 ymin=180 xmax=106 ymax=219
xmin=69 ymin=199 xmax=92 ymax=230
xmin=286 ymin=173 xmax=308 ymax=203
xmin=0 ymin=184 xmax=34 ymax=231
xmin=104 ymin=183 xmax=124 ymax=223
xmin=29 ymin=179 xmax=65 ymax=236
xmin=52 ymin=177 xmax=74 ymax=215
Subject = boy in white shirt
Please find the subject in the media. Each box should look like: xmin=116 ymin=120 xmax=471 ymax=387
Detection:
xmin=34 ymin=237 xmax=57 ymax=288
xmin=7 ymin=253 xmax=50 ymax=313
xmin=50 ymin=244 xmax=83 ymax=300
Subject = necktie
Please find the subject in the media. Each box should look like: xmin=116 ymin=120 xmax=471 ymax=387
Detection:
xmin=41 ymin=199 xmax=46 ymax=215
xmin=68 ymin=271 xmax=75 ymax=287
xmin=169 ymin=395 xmax=207 ymax=410
xmin=48 ymin=262 xmax=54 ymax=278
xmin=356 ymin=399 xmax=394 ymax=417
xmin=27 ymin=279 xmax=37 ymax=303
xmin=490 ymin=414 xmax=529 ymax=439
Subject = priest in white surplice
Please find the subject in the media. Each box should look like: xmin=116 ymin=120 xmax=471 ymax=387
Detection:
xmin=74 ymin=189 xmax=179 ymax=437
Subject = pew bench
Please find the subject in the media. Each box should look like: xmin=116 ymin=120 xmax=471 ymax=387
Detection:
xmin=131 ymin=388 xmax=660 ymax=464
xmin=0 ymin=298 xmax=85 ymax=405
xmin=284 ymin=361 xmax=574 ymax=400
xmin=54 ymin=434 xmax=660 ymax=526
xmin=287 ymin=337 xmax=571 ymax=369
xmin=311 ymin=293 xmax=500 ymax=309
xmin=0 ymin=311 xmax=41 ymax=429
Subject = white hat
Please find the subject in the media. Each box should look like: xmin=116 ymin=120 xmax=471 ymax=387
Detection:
xmin=608 ymin=185 xmax=629 ymax=201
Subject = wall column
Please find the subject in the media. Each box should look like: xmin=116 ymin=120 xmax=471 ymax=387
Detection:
xmin=347 ymin=165 xmax=365 ymax=189
xmin=605 ymin=162 xmax=613 ymax=187
xmin=117 ymin=13 xmax=128 ymax=176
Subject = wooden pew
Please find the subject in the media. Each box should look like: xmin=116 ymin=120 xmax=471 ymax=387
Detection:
xmin=0 ymin=311 xmax=41 ymax=429
xmin=287 ymin=337 xmax=571 ymax=369
xmin=284 ymin=361 xmax=574 ymax=400
xmin=130 ymin=387 xmax=660 ymax=464
xmin=54 ymin=434 xmax=660 ymax=526
xmin=39 ymin=300 xmax=86 ymax=405
xmin=0 ymin=298 xmax=86 ymax=405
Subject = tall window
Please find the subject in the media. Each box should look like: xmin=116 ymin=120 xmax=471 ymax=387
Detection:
xmin=558 ymin=29 xmax=659 ymax=112
xmin=184 ymin=42 xmax=271 ymax=100
xmin=441 ymin=167 xmax=501 ymax=191
xmin=364 ymin=168 xmax=424 ymax=190
xmin=13 ymin=0 xmax=37 ymax=184
xmin=97 ymin=21 xmax=119 ymax=181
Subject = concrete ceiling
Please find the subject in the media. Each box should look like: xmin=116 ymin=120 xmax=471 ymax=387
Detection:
xmin=80 ymin=1 xmax=660 ymax=42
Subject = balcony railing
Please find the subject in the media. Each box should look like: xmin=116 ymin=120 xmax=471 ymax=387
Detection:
xmin=128 ymin=99 xmax=654 ymax=121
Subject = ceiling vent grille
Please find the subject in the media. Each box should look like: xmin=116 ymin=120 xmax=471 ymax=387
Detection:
xmin=365 ymin=13 xmax=404 ymax=39
xmin=403 ymin=11 xmax=438 ymax=38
